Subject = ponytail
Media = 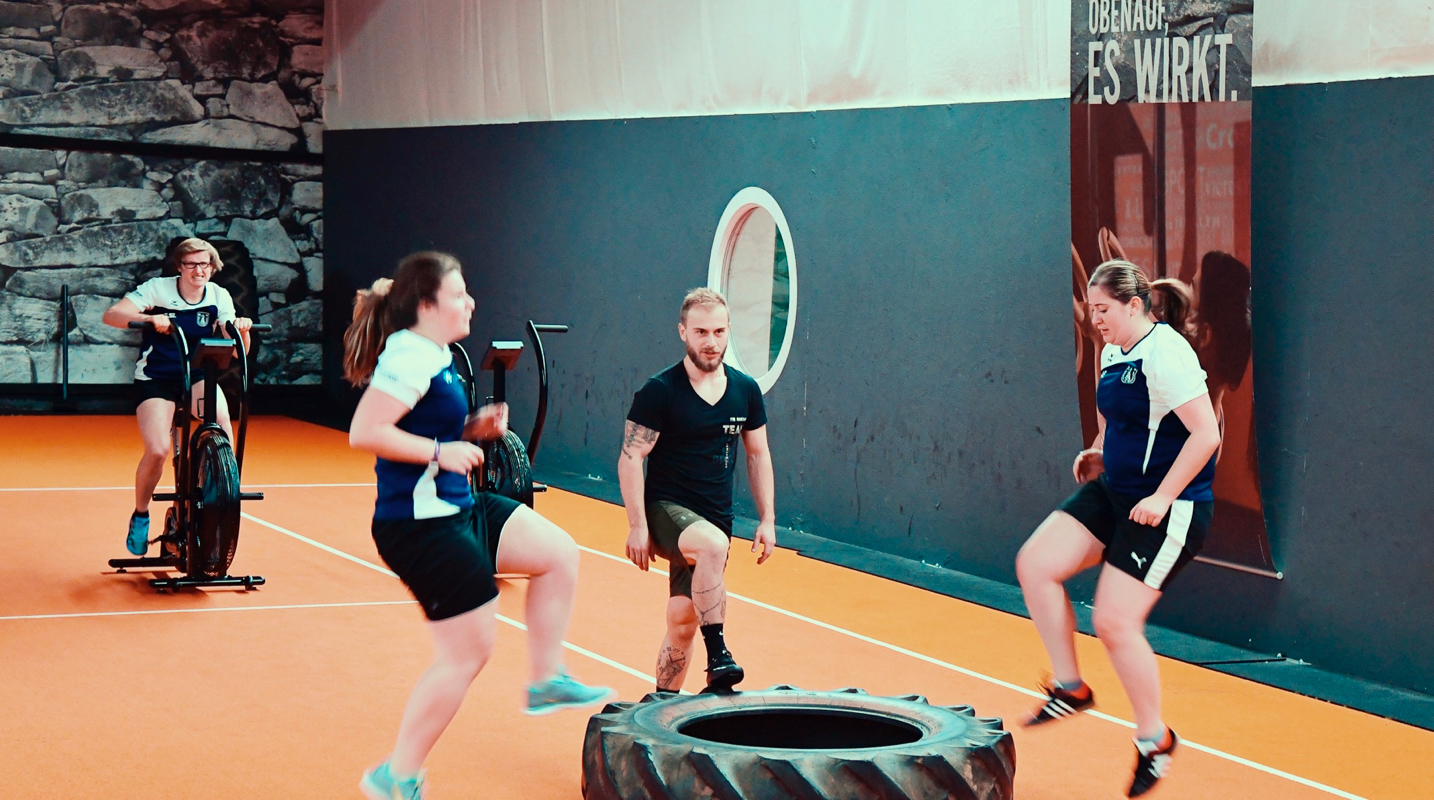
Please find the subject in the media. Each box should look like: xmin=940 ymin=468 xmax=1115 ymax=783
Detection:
xmin=1150 ymin=278 xmax=1196 ymax=346
xmin=343 ymin=278 xmax=393 ymax=386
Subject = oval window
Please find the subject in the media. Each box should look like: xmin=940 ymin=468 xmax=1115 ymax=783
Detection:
xmin=707 ymin=187 xmax=797 ymax=393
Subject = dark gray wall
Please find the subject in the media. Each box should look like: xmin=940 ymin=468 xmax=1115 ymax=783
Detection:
xmin=1156 ymin=76 xmax=1434 ymax=693
xmin=325 ymin=79 xmax=1434 ymax=694
xmin=325 ymin=101 xmax=1078 ymax=579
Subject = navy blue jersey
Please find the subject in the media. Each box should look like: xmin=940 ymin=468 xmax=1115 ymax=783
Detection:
xmin=1097 ymin=323 xmax=1215 ymax=502
xmin=626 ymin=362 xmax=767 ymax=534
xmin=125 ymin=277 xmax=236 ymax=382
xmin=368 ymin=330 xmax=475 ymax=521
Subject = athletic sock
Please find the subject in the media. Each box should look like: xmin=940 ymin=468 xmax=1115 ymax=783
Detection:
xmin=1137 ymin=726 xmax=1171 ymax=748
xmin=700 ymin=623 xmax=726 ymax=657
xmin=132 ymin=510 xmax=149 ymax=518
xmin=1055 ymin=678 xmax=1089 ymax=695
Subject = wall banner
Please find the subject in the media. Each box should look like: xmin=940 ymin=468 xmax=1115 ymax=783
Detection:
xmin=1070 ymin=1 xmax=1276 ymax=576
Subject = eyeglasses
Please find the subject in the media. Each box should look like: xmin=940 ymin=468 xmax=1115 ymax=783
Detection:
xmin=179 ymin=261 xmax=214 ymax=273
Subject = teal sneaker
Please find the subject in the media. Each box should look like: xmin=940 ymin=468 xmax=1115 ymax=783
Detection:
xmin=126 ymin=512 xmax=150 ymax=556
xmin=360 ymin=761 xmax=425 ymax=800
xmin=525 ymin=670 xmax=615 ymax=716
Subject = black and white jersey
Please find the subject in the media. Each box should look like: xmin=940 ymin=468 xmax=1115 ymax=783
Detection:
xmin=124 ymin=277 xmax=236 ymax=382
xmin=1097 ymin=323 xmax=1215 ymax=502
xmin=368 ymin=330 xmax=474 ymax=521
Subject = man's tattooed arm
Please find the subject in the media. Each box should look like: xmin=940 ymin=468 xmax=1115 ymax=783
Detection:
xmin=622 ymin=420 xmax=659 ymax=460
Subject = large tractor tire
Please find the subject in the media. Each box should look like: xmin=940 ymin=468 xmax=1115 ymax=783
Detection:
xmin=582 ymin=686 xmax=1015 ymax=800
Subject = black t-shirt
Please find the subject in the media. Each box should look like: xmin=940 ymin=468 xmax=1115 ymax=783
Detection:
xmin=626 ymin=361 xmax=767 ymax=533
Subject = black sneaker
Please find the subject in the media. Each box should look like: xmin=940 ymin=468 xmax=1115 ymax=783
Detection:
xmin=1021 ymin=679 xmax=1095 ymax=726
xmin=1128 ymin=728 xmax=1178 ymax=797
xmin=704 ymin=647 xmax=745 ymax=691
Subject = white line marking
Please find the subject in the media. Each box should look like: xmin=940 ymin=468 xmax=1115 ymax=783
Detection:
xmin=0 ymin=483 xmax=375 ymax=493
xmin=241 ymin=512 xmax=662 ymax=688
xmin=570 ymin=544 xmax=1366 ymax=800
xmin=0 ymin=600 xmax=414 ymax=621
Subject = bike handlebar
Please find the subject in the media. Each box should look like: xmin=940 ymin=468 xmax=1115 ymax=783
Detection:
xmin=530 ymin=324 xmax=569 ymax=334
xmin=128 ymin=320 xmax=272 ymax=333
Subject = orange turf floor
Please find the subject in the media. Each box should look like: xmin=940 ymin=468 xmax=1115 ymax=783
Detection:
xmin=1 ymin=416 xmax=1427 ymax=799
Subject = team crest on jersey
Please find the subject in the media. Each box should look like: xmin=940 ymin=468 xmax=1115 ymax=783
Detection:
xmin=196 ymin=310 xmax=210 ymax=327
xmin=1121 ymin=365 xmax=1139 ymax=384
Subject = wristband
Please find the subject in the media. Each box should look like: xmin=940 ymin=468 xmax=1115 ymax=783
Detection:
xmin=432 ymin=438 xmax=441 ymax=464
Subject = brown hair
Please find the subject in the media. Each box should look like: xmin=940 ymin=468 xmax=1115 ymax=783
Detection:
xmin=680 ymin=287 xmax=728 ymax=323
xmin=1088 ymin=260 xmax=1195 ymax=345
xmin=171 ymin=238 xmax=223 ymax=272
xmin=342 ymin=251 xmax=462 ymax=386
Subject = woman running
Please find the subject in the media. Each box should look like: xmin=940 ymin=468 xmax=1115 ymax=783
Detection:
xmin=345 ymin=251 xmax=612 ymax=800
xmin=1015 ymin=260 xmax=1220 ymax=797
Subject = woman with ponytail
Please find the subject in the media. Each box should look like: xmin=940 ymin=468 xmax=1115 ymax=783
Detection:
xmin=1015 ymin=259 xmax=1220 ymax=797
xmin=346 ymin=252 xmax=612 ymax=800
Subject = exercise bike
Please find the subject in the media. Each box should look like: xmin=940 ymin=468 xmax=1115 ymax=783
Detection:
xmin=450 ymin=321 xmax=569 ymax=508
xmin=109 ymin=320 xmax=270 ymax=592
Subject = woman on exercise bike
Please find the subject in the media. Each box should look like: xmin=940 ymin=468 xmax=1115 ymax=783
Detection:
xmin=344 ymin=251 xmax=612 ymax=800
xmin=103 ymin=238 xmax=252 ymax=556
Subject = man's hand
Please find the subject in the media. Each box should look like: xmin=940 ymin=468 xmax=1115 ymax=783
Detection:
xmin=752 ymin=520 xmax=775 ymax=565
xmin=148 ymin=314 xmax=172 ymax=334
xmin=232 ymin=316 xmax=253 ymax=333
xmin=463 ymin=402 xmax=510 ymax=442
xmin=626 ymin=525 xmax=652 ymax=571
xmin=1129 ymin=492 xmax=1174 ymax=527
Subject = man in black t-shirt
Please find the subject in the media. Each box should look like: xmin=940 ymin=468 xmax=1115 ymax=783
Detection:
xmin=619 ymin=288 xmax=776 ymax=692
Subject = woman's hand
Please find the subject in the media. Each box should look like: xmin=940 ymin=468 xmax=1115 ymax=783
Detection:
xmin=232 ymin=317 xmax=253 ymax=333
xmin=1129 ymin=492 xmax=1174 ymax=527
xmin=148 ymin=314 xmax=172 ymax=334
xmin=1073 ymin=448 xmax=1104 ymax=483
xmin=437 ymin=441 xmax=484 ymax=475
xmin=462 ymin=402 xmax=509 ymax=442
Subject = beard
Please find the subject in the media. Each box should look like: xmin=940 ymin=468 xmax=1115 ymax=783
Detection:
xmin=686 ymin=341 xmax=725 ymax=373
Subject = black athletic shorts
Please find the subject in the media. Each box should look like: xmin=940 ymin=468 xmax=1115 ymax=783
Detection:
xmin=647 ymin=500 xmax=729 ymax=599
xmin=133 ymin=378 xmax=186 ymax=412
xmin=1057 ymin=475 xmax=1213 ymax=591
xmin=371 ymin=492 xmax=522 ymax=621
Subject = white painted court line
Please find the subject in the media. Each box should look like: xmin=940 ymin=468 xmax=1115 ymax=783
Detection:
xmin=0 ymin=600 xmax=414 ymax=621
xmin=241 ymin=512 xmax=660 ymax=688
xmin=570 ymin=543 xmax=1366 ymax=800
xmin=0 ymin=483 xmax=375 ymax=493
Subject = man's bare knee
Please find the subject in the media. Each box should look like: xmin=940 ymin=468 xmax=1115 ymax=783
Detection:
xmin=679 ymin=526 xmax=728 ymax=565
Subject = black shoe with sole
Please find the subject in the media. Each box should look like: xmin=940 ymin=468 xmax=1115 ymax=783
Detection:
xmin=1022 ymin=679 xmax=1095 ymax=726
xmin=1128 ymin=728 xmax=1178 ymax=797
xmin=704 ymin=648 xmax=745 ymax=691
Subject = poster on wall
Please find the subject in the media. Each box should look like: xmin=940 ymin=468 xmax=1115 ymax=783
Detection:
xmin=1070 ymin=1 xmax=1276 ymax=576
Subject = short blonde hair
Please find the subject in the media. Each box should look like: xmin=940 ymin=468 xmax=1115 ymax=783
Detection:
xmin=680 ymin=287 xmax=727 ymax=322
xmin=171 ymin=238 xmax=223 ymax=272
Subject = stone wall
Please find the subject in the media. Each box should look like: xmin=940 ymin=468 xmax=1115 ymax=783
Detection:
xmin=0 ymin=0 xmax=323 ymax=150
xmin=0 ymin=0 xmax=323 ymax=387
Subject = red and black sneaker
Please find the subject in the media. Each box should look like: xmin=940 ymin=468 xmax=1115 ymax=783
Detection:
xmin=1128 ymin=728 xmax=1178 ymax=797
xmin=1021 ymin=679 xmax=1095 ymax=726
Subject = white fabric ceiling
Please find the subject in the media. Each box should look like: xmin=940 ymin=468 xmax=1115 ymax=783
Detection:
xmin=323 ymin=0 xmax=1434 ymax=130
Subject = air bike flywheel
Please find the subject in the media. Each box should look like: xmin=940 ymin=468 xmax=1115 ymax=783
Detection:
xmin=582 ymin=686 xmax=1015 ymax=800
